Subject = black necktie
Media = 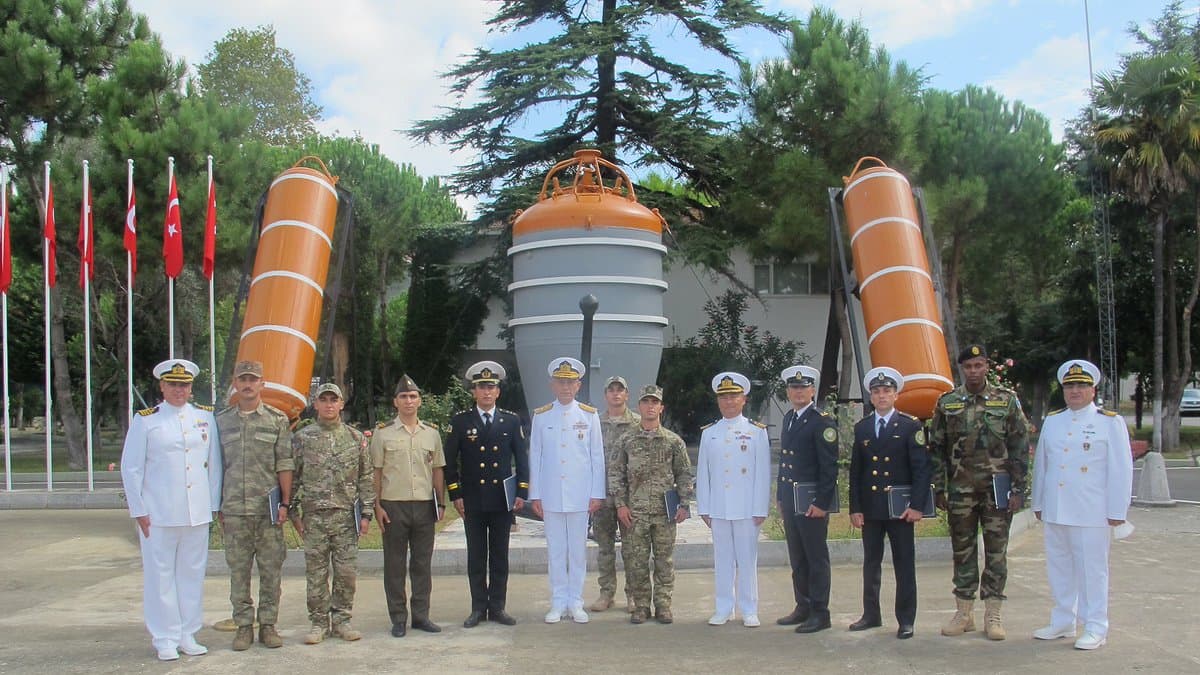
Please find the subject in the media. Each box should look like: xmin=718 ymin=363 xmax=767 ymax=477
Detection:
xmin=877 ymin=417 xmax=886 ymax=438
xmin=482 ymin=411 xmax=492 ymax=430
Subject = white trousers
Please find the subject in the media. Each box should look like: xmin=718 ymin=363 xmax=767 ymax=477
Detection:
xmin=1044 ymin=522 xmax=1111 ymax=636
xmin=544 ymin=511 xmax=589 ymax=609
xmin=139 ymin=523 xmax=210 ymax=650
xmin=711 ymin=518 xmax=760 ymax=617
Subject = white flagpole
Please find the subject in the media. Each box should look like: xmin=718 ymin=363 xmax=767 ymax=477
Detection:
xmin=207 ymin=155 xmax=216 ymax=405
xmin=2 ymin=167 xmax=11 ymax=492
xmin=127 ymin=159 xmax=134 ymax=424
xmin=167 ymin=156 xmax=175 ymax=360
xmin=82 ymin=160 xmax=94 ymax=492
xmin=43 ymin=162 xmax=53 ymax=492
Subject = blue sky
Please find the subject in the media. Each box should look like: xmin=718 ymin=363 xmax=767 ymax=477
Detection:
xmin=128 ymin=0 xmax=1175 ymax=205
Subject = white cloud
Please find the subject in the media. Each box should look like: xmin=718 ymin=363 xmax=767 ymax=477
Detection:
xmin=129 ymin=0 xmax=493 ymax=210
xmin=774 ymin=0 xmax=994 ymax=48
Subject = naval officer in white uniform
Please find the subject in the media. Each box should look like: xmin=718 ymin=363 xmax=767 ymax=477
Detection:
xmin=529 ymin=357 xmax=606 ymax=624
xmin=1031 ymin=359 xmax=1132 ymax=650
xmin=696 ymin=372 xmax=771 ymax=627
xmin=120 ymin=359 xmax=223 ymax=661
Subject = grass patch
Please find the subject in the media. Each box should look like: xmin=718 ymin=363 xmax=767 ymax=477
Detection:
xmin=208 ymin=507 xmax=462 ymax=551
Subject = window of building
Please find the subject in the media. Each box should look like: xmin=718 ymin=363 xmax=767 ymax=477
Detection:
xmin=753 ymin=261 xmax=829 ymax=296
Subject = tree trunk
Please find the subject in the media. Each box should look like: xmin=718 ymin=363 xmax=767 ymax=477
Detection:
xmin=946 ymin=230 xmax=966 ymax=329
xmin=595 ymin=0 xmax=618 ymax=155
xmin=50 ymin=288 xmax=88 ymax=470
xmin=1152 ymin=210 xmax=1165 ymax=454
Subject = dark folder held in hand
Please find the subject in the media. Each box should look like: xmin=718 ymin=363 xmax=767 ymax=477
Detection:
xmin=887 ymin=484 xmax=936 ymax=519
xmin=268 ymin=485 xmax=282 ymax=524
xmin=992 ymin=473 xmax=1013 ymax=510
xmin=793 ymin=481 xmax=839 ymax=514
xmin=503 ymin=473 xmax=518 ymax=512
xmin=664 ymin=488 xmax=682 ymax=522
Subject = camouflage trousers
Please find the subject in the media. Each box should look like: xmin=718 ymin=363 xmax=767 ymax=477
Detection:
xmin=947 ymin=489 xmax=1013 ymax=600
xmin=223 ymin=515 xmax=286 ymax=626
xmin=303 ymin=509 xmax=360 ymax=627
xmin=592 ymin=503 xmax=629 ymax=600
xmin=620 ymin=514 xmax=677 ymax=612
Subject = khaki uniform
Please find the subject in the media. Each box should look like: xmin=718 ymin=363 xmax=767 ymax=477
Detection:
xmin=293 ymin=420 xmax=374 ymax=628
xmin=217 ymin=403 xmax=292 ymax=628
xmin=593 ymin=406 xmax=641 ymax=600
xmin=611 ymin=424 xmax=693 ymax=613
xmin=370 ymin=418 xmax=445 ymax=626
xmin=929 ymin=384 xmax=1029 ymax=600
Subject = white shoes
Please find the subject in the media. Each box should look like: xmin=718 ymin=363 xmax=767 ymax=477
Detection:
xmin=1032 ymin=624 xmax=1077 ymax=640
xmin=743 ymin=615 xmax=761 ymax=628
xmin=156 ymin=647 xmax=179 ymax=661
xmin=1074 ymin=632 xmax=1106 ymax=650
xmin=179 ymin=638 xmax=208 ymax=656
xmin=544 ymin=606 xmax=565 ymax=624
xmin=570 ymin=605 xmax=589 ymax=624
xmin=707 ymin=613 xmax=731 ymax=626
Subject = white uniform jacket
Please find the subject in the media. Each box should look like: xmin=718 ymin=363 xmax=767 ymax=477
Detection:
xmin=696 ymin=415 xmax=771 ymax=520
xmin=528 ymin=399 xmax=605 ymax=512
xmin=121 ymin=402 xmax=223 ymax=526
xmin=1032 ymin=403 xmax=1133 ymax=527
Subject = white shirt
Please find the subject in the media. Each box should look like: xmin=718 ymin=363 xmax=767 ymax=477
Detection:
xmin=696 ymin=415 xmax=771 ymax=519
xmin=528 ymin=399 xmax=605 ymax=512
xmin=1032 ymin=403 xmax=1133 ymax=526
xmin=121 ymin=402 xmax=223 ymax=527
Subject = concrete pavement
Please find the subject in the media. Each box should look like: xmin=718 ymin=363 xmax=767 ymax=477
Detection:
xmin=0 ymin=506 xmax=1197 ymax=674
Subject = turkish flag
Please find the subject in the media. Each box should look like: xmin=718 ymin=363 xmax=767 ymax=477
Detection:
xmin=202 ymin=177 xmax=216 ymax=280
xmin=45 ymin=182 xmax=57 ymax=288
xmin=0 ymin=183 xmax=11 ymax=294
xmin=78 ymin=179 xmax=94 ymax=288
xmin=162 ymin=173 xmax=183 ymax=279
xmin=125 ymin=181 xmax=137 ymax=281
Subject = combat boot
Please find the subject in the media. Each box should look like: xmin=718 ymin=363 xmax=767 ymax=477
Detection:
xmin=232 ymin=625 xmax=254 ymax=651
xmin=626 ymin=595 xmax=635 ymax=613
xmin=588 ymin=594 xmax=614 ymax=612
xmin=259 ymin=624 xmax=283 ymax=648
xmin=304 ymin=623 xmax=326 ymax=645
xmin=940 ymin=597 xmax=976 ymax=636
xmin=655 ymin=607 xmax=674 ymax=624
xmin=984 ymin=598 xmax=1006 ymax=641
xmin=630 ymin=608 xmax=649 ymax=624
xmin=333 ymin=622 xmax=362 ymax=642
xmin=213 ymin=617 xmax=238 ymax=632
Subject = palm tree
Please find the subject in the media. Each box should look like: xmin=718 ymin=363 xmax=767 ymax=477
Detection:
xmin=1094 ymin=51 xmax=1200 ymax=457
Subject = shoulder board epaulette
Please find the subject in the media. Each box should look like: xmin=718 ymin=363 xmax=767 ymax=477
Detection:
xmin=500 ymin=408 xmax=517 ymax=416
xmin=700 ymin=421 xmax=715 ymax=430
xmin=898 ymin=411 xmax=920 ymax=420
xmin=1100 ymin=409 xmax=1119 ymax=417
xmin=750 ymin=419 xmax=768 ymax=429
xmin=579 ymin=403 xmax=597 ymax=413
xmin=137 ymin=406 xmax=158 ymax=416
xmin=534 ymin=403 xmax=553 ymax=414
xmin=216 ymin=405 xmax=235 ymax=415
xmin=195 ymin=403 xmax=214 ymax=412
xmin=937 ymin=390 xmax=959 ymax=402
xmin=376 ymin=421 xmax=388 ymax=429
xmin=263 ymin=403 xmax=289 ymax=418
xmin=428 ymin=422 xmax=440 ymax=430
xmin=1046 ymin=408 xmax=1065 ymax=417
xmin=817 ymin=409 xmax=832 ymax=417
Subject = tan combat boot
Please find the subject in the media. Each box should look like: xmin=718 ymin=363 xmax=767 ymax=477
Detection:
xmin=304 ymin=623 xmax=326 ymax=645
xmin=626 ymin=595 xmax=635 ymax=613
xmin=232 ymin=625 xmax=253 ymax=651
xmin=588 ymin=595 xmax=614 ymax=612
xmin=259 ymin=624 xmax=283 ymax=648
xmin=940 ymin=597 xmax=976 ymax=636
xmin=655 ymin=607 xmax=674 ymax=624
xmin=984 ymin=598 xmax=1006 ymax=641
xmin=333 ymin=622 xmax=362 ymax=641
xmin=213 ymin=617 xmax=238 ymax=632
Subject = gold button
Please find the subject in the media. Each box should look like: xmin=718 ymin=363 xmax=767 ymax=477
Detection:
xmin=872 ymin=455 xmax=878 ymax=461
xmin=883 ymin=471 xmax=890 ymax=477
xmin=871 ymin=486 xmax=877 ymax=491
xmin=480 ymin=462 xmax=486 ymax=468
xmin=480 ymin=446 xmax=486 ymax=451
xmin=884 ymin=457 xmax=891 ymax=462
xmin=493 ymin=479 xmax=499 ymax=484
xmin=493 ymin=446 xmax=499 ymax=451
xmin=480 ymin=479 xmax=485 ymax=484
xmin=493 ymin=462 xmax=499 ymax=468
xmin=872 ymin=470 xmax=878 ymax=476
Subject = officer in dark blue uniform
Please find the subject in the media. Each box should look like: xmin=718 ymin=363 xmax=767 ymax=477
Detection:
xmin=775 ymin=365 xmax=838 ymax=634
xmin=848 ymin=366 xmax=931 ymax=640
xmin=445 ymin=361 xmax=529 ymax=627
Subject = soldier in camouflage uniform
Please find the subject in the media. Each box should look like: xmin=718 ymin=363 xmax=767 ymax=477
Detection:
xmin=929 ymin=345 xmax=1030 ymax=641
xmin=291 ymin=383 xmax=375 ymax=645
xmin=611 ymin=385 xmax=694 ymax=625
xmin=589 ymin=376 xmax=641 ymax=613
xmin=216 ymin=360 xmax=294 ymax=651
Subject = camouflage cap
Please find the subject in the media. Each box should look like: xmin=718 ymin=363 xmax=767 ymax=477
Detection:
xmin=394 ymin=374 xmax=421 ymax=395
xmin=233 ymin=360 xmax=264 ymax=378
xmin=604 ymin=375 xmax=628 ymax=390
xmin=638 ymin=384 xmax=664 ymax=402
xmin=314 ymin=382 xmax=343 ymax=399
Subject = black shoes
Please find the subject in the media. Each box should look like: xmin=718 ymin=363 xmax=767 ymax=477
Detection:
xmin=489 ymin=609 xmax=517 ymax=626
xmin=463 ymin=611 xmax=486 ymax=628
xmin=776 ymin=608 xmax=810 ymax=626
xmin=390 ymin=623 xmax=406 ymax=638
xmin=411 ymin=618 xmax=442 ymax=633
xmin=848 ymin=617 xmax=882 ymax=631
xmin=897 ymin=624 xmax=914 ymax=639
xmin=795 ymin=616 xmax=832 ymax=634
